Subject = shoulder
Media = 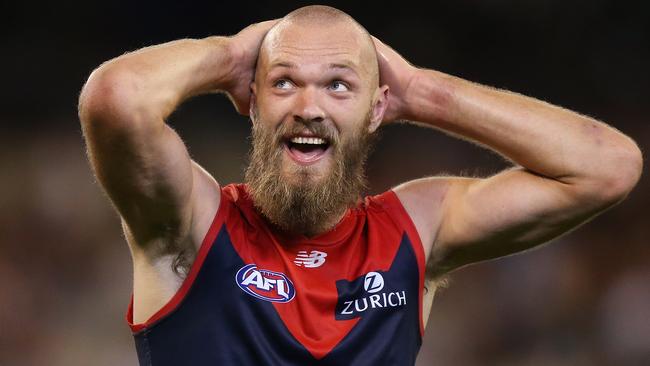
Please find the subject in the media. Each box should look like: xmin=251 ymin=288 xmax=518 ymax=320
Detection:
xmin=208 ymin=182 xmax=266 ymax=232
xmin=390 ymin=177 xmax=457 ymax=263
xmin=362 ymin=189 xmax=423 ymax=242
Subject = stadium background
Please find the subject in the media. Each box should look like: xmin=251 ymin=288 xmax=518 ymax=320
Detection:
xmin=1 ymin=1 xmax=648 ymax=365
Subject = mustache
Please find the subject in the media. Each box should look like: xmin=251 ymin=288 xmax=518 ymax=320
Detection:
xmin=270 ymin=120 xmax=341 ymax=146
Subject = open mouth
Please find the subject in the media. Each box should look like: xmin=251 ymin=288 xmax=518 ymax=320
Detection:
xmin=283 ymin=135 xmax=331 ymax=164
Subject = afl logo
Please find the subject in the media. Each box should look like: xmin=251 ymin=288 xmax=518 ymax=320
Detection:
xmin=236 ymin=264 xmax=296 ymax=303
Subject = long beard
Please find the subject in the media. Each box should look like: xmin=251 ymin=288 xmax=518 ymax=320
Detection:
xmin=244 ymin=115 xmax=376 ymax=237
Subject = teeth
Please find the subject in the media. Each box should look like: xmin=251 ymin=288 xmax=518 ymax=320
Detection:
xmin=290 ymin=137 xmax=326 ymax=145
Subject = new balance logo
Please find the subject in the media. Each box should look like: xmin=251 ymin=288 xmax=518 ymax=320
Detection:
xmin=294 ymin=250 xmax=328 ymax=268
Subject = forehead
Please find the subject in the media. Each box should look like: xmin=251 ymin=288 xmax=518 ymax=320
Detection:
xmin=260 ymin=22 xmax=373 ymax=76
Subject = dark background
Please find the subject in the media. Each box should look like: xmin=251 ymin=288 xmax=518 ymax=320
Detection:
xmin=1 ymin=1 xmax=648 ymax=365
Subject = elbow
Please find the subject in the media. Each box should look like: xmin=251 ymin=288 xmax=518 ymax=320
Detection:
xmin=78 ymin=66 xmax=151 ymax=130
xmin=589 ymin=139 xmax=644 ymax=204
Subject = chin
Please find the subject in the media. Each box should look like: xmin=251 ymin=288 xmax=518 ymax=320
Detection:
xmin=281 ymin=157 xmax=332 ymax=187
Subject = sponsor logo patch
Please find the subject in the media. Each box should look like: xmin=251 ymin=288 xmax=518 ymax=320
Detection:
xmin=364 ymin=271 xmax=384 ymax=293
xmin=294 ymin=250 xmax=328 ymax=268
xmin=335 ymin=271 xmax=407 ymax=320
xmin=236 ymin=264 xmax=296 ymax=303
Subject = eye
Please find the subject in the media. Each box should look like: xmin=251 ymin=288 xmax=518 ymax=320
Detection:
xmin=273 ymin=79 xmax=294 ymax=90
xmin=328 ymin=80 xmax=349 ymax=92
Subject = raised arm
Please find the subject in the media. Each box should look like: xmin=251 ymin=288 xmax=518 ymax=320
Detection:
xmin=78 ymin=21 xmax=275 ymax=257
xmin=374 ymin=38 xmax=643 ymax=276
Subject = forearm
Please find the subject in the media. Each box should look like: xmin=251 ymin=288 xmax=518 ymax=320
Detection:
xmin=83 ymin=36 xmax=235 ymax=120
xmin=404 ymin=69 xmax=642 ymax=186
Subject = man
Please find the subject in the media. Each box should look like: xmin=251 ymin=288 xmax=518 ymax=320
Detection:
xmin=78 ymin=5 xmax=642 ymax=366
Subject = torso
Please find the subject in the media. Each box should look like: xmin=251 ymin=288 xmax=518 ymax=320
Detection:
xmin=127 ymin=180 xmax=433 ymax=365
xmin=129 ymin=167 xmax=442 ymax=329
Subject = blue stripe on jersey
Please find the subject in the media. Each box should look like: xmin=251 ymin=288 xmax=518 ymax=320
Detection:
xmin=323 ymin=234 xmax=422 ymax=365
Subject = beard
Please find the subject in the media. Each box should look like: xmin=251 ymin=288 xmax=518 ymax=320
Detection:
xmin=244 ymin=112 xmax=377 ymax=237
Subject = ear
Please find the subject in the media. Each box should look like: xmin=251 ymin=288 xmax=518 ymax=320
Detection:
xmin=249 ymin=81 xmax=258 ymax=122
xmin=368 ymin=85 xmax=389 ymax=133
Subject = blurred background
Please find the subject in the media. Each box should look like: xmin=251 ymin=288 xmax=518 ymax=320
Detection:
xmin=1 ymin=0 xmax=648 ymax=365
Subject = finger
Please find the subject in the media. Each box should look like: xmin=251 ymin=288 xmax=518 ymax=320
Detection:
xmin=250 ymin=19 xmax=281 ymax=35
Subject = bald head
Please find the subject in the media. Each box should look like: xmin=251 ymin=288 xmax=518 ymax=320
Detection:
xmin=282 ymin=5 xmax=371 ymax=33
xmin=256 ymin=6 xmax=379 ymax=88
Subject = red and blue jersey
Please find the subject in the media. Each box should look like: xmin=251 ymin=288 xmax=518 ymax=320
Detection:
xmin=127 ymin=183 xmax=426 ymax=365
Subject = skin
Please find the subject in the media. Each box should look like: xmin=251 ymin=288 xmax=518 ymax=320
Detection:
xmin=248 ymin=19 xmax=387 ymax=229
xmin=78 ymin=10 xmax=642 ymax=333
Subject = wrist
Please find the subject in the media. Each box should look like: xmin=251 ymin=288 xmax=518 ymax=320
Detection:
xmin=404 ymin=68 xmax=456 ymax=123
xmin=394 ymin=66 xmax=420 ymax=122
xmin=203 ymin=36 xmax=241 ymax=91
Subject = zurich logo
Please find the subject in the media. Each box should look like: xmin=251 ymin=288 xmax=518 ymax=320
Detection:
xmin=236 ymin=264 xmax=296 ymax=303
xmin=364 ymin=271 xmax=384 ymax=293
xmin=336 ymin=270 xmax=406 ymax=319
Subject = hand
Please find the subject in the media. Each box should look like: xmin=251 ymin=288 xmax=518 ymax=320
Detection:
xmin=372 ymin=36 xmax=418 ymax=123
xmin=227 ymin=20 xmax=279 ymax=115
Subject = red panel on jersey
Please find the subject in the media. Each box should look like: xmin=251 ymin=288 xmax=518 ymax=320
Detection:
xmin=223 ymin=184 xmax=424 ymax=359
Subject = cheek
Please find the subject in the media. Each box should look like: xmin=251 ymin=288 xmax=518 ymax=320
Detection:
xmin=254 ymin=102 xmax=286 ymax=130
xmin=328 ymin=104 xmax=372 ymax=135
xmin=326 ymin=93 xmax=372 ymax=116
xmin=257 ymin=90 xmax=289 ymax=114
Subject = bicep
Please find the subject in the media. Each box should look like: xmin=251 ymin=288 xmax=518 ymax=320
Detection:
xmin=433 ymin=167 xmax=612 ymax=272
xmin=79 ymin=72 xmax=198 ymax=247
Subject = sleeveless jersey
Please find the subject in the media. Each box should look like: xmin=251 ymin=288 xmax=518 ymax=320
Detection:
xmin=126 ymin=183 xmax=426 ymax=365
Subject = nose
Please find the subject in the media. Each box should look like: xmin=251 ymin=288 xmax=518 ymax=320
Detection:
xmin=293 ymin=86 xmax=325 ymax=123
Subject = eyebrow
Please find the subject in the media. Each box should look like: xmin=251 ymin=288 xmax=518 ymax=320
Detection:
xmin=269 ymin=61 xmax=360 ymax=76
xmin=269 ymin=61 xmax=297 ymax=69
xmin=328 ymin=62 xmax=359 ymax=75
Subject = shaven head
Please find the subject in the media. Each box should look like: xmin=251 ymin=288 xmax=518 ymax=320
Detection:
xmin=256 ymin=6 xmax=379 ymax=90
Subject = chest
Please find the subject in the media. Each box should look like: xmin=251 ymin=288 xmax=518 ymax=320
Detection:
xmin=219 ymin=225 xmax=424 ymax=359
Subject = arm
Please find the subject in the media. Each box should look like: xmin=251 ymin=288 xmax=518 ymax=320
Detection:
xmin=78 ymin=21 xmax=275 ymax=257
xmin=374 ymin=38 xmax=643 ymax=276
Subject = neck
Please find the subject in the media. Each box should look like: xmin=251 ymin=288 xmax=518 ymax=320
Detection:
xmin=263 ymin=203 xmax=353 ymax=240
xmin=304 ymin=207 xmax=350 ymax=238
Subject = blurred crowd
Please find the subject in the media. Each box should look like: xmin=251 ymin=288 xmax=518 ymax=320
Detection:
xmin=1 ymin=1 xmax=648 ymax=365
